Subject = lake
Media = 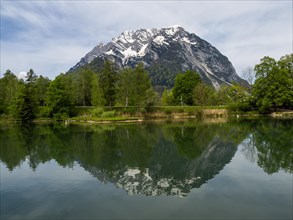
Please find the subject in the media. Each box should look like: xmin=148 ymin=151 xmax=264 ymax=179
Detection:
xmin=0 ymin=118 xmax=292 ymax=219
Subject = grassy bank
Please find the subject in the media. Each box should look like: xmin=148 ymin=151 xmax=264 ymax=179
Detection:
xmin=73 ymin=105 xmax=228 ymax=120
xmin=1 ymin=106 xmax=293 ymax=124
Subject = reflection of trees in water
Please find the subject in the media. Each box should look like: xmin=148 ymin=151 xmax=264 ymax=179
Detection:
xmin=1 ymin=119 xmax=292 ymax=195
xmin=241 ymin=133 xmax=258 ymax=163
xmin=0 ymin=124 xmax=159 ymax=172
xmin=241 ymin=119 xmax=293 ymax=174
xmin=0 ymin=121 xmax=248 ymax=196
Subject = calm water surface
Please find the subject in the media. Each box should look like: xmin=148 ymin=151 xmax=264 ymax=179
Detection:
xmin=0 ymin=119 xmax=292 ymax=219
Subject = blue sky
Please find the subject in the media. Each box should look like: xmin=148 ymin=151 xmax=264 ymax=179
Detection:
xmin=1 ymin=0 xmax=292 ymax=79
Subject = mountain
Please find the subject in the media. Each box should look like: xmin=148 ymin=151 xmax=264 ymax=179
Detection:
xmin=69 ymin=25 xmax=247 ymax=89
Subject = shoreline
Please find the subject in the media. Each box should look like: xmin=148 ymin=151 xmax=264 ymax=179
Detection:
xmin=1 ymin=110 xmax=293 ymax=125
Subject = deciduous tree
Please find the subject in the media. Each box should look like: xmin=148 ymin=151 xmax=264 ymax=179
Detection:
xmin=252 ymin=54 xmax=293 ymax=112
xmin=0 ymin=70 xmax=21 ymax=114
xmin=35 ymin=75 xmax=50 ymax=106
xmin=116 ymin=67 xmax=133 ymax=107
xmin=91 ymin=73 xmax=105 ymax=106
xmin=46 ymin=74 xmax=74 ymax=119
xmin=173 ymin=70 xmax=201 ymax=105
xmin=161 ymin=88 xmax=175 ymax=106
xmin=193 ymin=83 xmax=215 ymax=106
xmin=242 ymin=66 xmax=255 ymax=85
xmin=116 ymin=63 xmax=157 ymax=108
xmin=99 ymin=60 xmax=117 ymax=109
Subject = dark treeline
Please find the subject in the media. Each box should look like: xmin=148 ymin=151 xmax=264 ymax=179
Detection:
xmin=0 ymin=54 xmax=292 ymax=122
xmin=0 ymin=61 xmax=158 ymax=121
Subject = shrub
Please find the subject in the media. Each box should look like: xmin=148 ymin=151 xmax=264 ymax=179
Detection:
xmin=53 ymin=112 xmax=69 ymax=121
xmin=164 ymin=108 xmax=172 ymax=116
xmin=37 ymin=106 xmax=51 ymax=118
xmin=101 ymin=110 xmax=116 ymax=118
xmin=122 ymin=107 xmax=137 ymax=115
xmin=91 ymin=107 xmax=104 ymax=117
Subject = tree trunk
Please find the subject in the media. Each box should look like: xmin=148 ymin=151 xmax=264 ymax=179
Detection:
xmin=125 ymin=96 xmax=128 ymax=108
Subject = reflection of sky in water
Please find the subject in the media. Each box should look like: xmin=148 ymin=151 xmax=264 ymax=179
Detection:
xmin=190 ymin=143 xmax=292 ymax=219
xmin=1 ymin=143 xmax=292 ymax=220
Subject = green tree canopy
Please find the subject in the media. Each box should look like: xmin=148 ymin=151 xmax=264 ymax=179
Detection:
xmin=173 ymin=70 xmax=201 ymax=105
xmin=116 ymin=63 xmax=157 ymax=108
xmin=193 ymin=83 xmax=215 ymax=106
xmin=91 ymin=72 xmax=105 ymax=106
xmin=161 ymin=88 xmax=175 ymax=106
xmin=252 ymin=54 xmax=293 ymax=112
xmin=46 ymin=74 xmax=74 ymax=119
xmin=116 ymin=67 xmax=133 ymax=107
xmin=99 ymin=60 xmax=117 ymax=108
xmin=10 ymin=69 xmax=38 ymax=122
xmin=0 ymin=70 xmax=21 ymax=114
xmin=35 ymin=75 xmax=50 ymax=106
xmin=132 ymin=63 xmax=155 ymax=107
xmin=76 ymin=69 xmax=95 ymax=106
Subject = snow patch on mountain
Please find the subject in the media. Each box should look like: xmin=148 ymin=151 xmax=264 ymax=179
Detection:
xmin=164 ymin=25 xmax=181 ymax=35
xmin=138 ymin=44 xmax=148 ymax=56
xmin=153 ymin=36 xmax=166 ymax=45
xmin=105 ymin=49 xmax=115 ymax=56
xmin=121 ymin=47 xmax=137 ymax=58
xmin=122 ymin=31 xmax=135 ymax=43
xmin=182 ymin=37 xmax=197 ymax=45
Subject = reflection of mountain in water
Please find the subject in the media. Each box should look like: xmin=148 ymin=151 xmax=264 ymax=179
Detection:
xmin=83 ymin=133 xmax=238 ymax=197
xmin=2 ymin=120 xmax=291 ymax=197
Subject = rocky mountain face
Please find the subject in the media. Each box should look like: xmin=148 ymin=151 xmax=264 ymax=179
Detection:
xmin=69 ymin=25 xmax=247 ymax=89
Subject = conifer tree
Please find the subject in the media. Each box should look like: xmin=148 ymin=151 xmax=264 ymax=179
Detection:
xmin=10 ymin=69 xmax=37 ymax=122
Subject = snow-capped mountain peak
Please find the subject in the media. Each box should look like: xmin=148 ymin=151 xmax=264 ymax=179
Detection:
xmin=69 ymin=25 xmax=247 ymax=89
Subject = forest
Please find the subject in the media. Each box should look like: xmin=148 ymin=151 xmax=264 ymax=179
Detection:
xmin=0 ymin=54 xmax=292 ymax=123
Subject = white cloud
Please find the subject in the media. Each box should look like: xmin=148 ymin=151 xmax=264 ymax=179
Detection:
xmin=2 ymin=40 xmax=90 ymax=78
xmin=1 ymin=1 xmax=292 ymax=79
